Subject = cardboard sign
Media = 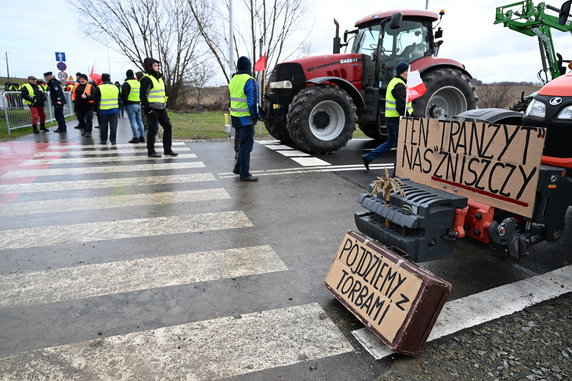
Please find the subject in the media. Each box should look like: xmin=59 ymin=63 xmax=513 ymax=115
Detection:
xmin=396 ymin=118 xmax=546 ymax=218
xmin=325 ymin=231 xmax=451 ymax=355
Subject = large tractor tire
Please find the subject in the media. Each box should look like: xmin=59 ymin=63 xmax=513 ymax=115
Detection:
xmin=264 ymin=120 xmax=294 ymax=145
xmin=287 ymin=85 xmax=357 ymax=154
xmin=413 ymin=68 xmax=477 ymax=119
xmin=359 ymin=121 xmax=386 ymax=141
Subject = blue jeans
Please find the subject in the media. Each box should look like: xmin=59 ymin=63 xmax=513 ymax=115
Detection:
xmin=364 ymin=118 xmax=399 ymax=162
xmin=126 ymin=104 xmax=145 ymax=138
xmin=233 ymin=124 xmax=255 ymax=178
xmin=99 ymin=113 xmax=118 ymax=143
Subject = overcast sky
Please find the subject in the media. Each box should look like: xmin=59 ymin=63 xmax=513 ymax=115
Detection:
xmin=2 ymin=0 xmax=571 ymax=85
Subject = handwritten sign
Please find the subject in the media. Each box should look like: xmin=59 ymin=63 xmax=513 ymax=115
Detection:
xmin=396 ymin=118 xmax=546 ymax=218
xmin=325 ymin=232 xmax=423 ymax=342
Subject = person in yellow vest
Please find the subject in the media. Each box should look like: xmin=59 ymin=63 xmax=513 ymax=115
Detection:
xmin=122 ymin=69 xmax=145 ymax=143
xmin=94 ymin=73 xmax=119 ymax=144
xmin=21 ymin=75 xmax=48 ymax=133
xmin=73 ymin=74 xmax=95 ymax=138
xmin=229 ymin=56 xmax=259 ymax=182
xmin=140 ymin=57 xmax=178 ymax=157
xmin=362 ymin=61 xmax=412 ymax=171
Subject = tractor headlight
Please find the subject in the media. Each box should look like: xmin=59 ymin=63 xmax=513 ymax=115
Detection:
xmin=556 ymin=105 xmax=572 ymax=119
xmin=269 ymin=80 xmax=292 ymax=89
xmin=524 ymin=99 xmax=546 ymax=118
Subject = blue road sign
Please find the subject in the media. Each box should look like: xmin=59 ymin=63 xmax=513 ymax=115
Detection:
xmin=57 ymin=62 xmax=67 ymax=71
xmin=55 ymin=52 xmax=66 ymax=62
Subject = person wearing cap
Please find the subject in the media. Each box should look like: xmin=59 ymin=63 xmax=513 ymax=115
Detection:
xmin=362 ymin=61 xmax=412 ymax=171
xmin=73 ymin=74 xmax=95 ymax=138
xmin=94 ymin=73 xmax=119 ymax=144
xmin=228 ymin=56 xmax=259 ymax=182
xmin=71 ymin=72 xmax=84 ymax=130
xmin=140 ymin=57 xmax=177 ymax=157
xmin=122 ymin=69 xmax=145 ymax=143
xmin=21 ymin=76 xmax=48 ymax=134
xmin=44 ymin=71 xmax=67 ymax=132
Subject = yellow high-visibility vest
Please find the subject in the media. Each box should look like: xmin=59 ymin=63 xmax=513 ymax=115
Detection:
xmin=21 ymin=83 xmax=37 ymax=105
xmin=98 ymin=83 xmax=119 ymax=110
xmin=385 ymin=77 xmax=413 ymax=118
xmin=126 ymin=79 xmax=140 ymax=102
xmin=142 ymin=74 xmax=166 ymax=109
xmin=229 ymin=74 xmax=255 ymax=117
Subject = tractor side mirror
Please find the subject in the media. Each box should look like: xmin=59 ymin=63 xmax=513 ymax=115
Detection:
xmin=390 ymin=12 xmax=403 ymax=29
xmin=435 ymin=27 xmax=443 ymax=39
xmin=559 ymin=0 xmax=571 ymax=25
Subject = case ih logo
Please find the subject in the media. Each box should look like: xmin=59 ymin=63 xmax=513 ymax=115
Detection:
xmin=339 ymin=58 xmax=359 ymax=64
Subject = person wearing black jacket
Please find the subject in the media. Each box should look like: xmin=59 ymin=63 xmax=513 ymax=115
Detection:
xmin=140 ymin=57 xmax=177 ymax=157
xmin=362 ymin=61 xmax=411 ymax=171
xmin=21 ymin=75 xmax=48 ymax=133
xmin=43 ymin=71 xmax=67 ymax=132
xmin=73 ymin=74 xmax=96 ymax=138
xmin=122 ymin=69 xmax=145 ymax=143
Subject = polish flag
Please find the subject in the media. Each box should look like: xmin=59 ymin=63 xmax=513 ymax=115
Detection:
xmin=90 ymin=67 xmax=102 ymax=85
xmin=406 ymin=70 xmax=426 ymax=101
xmin=254 ymin=53 xmax=267 ymax=72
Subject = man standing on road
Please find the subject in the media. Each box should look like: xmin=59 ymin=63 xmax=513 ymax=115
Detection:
xmin=21 ymin=75 xmax=48 ymax=134
xmin=73 ymin=74 xmax=95 ymax=138
xmin=94 ymin=73 xmax=119 ymax=145
xmin=229 ymin=56 xmax=259 ymax=182
xmin=122 ymin=69 xmax=145 ymax=143
xmin=140 ymin=57 xmax=178 ymax=158
xmin=44 ymin=71 xmax=67 ymax=133
xmin=362 ymin=61 xmax=412 ymax=172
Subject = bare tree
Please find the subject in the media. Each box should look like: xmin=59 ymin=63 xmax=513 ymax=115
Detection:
xmin=188 ymin=65 xmax=216 ymax=106
xmin=70 ymin=0 xmax=205 ymax=106
xmin=476 ymin=84 xmax=519 ymax=109
xmin=189 ymin=0 xmax=310 ymax=81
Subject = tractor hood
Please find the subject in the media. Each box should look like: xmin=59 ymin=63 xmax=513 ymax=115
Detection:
xmin=281 ymin=53 xmax=364 ymax=89
xmin=538 ymin=73 xmax=572 ymax=96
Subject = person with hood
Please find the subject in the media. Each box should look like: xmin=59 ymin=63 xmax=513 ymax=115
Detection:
xmin=122 ymin=69 xmax=145 ymax=143
xmin=44 ymin=71 xmax=67 ymax=132
xmin=21 ymin=75 xmax=48 ymax=134
xmin=94 ymin=73 xmax=119 ymax=144
xmin=361 ymin=61 xmax=412 ymax=172
xmin=228 ymin=56 xmax=259 ymax=182
xmin=140 ymin=57 xmax=178 ymax=157
xmin=73 ymin=74 xmax=95 ymax=138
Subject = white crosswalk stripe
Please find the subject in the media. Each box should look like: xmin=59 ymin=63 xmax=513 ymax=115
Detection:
xmin=45 ymin=142 xmax=187 ymax=150
xmin=0 ymin=303 xmax=353 ymax=381
xmin=0 ymin=245 xmax=286 ymax=307
xmin=33 ymin=147 xmax=192 ymax=157
xmin=22 ymin=153 xmax=197 ymax=165
xmin=0 ymin=188 xmax=230 ymax=216
xmin=0 ymin=211 xmax=252 ymax=250
xmin=1 ymin=161 xmax=205 ymax=178
xmin=0 ymin=173 xmax=215 ymax=194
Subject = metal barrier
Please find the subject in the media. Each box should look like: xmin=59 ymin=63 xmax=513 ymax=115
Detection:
xmin=1 ymin=91 xmax=74 ymax=134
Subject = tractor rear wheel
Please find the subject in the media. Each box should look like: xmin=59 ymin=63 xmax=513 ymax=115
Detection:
xmin=287 ymin=85 xmax=356 ymax=154
xmin=413 ymin=68 xmax=477 ymax=119
xmin=264 ymin=120 xmax=294 ymax=145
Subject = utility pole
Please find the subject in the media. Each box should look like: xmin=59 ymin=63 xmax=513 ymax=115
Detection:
xmin=5 ymin=51 xmax=10 ymax=78
xmin=229 ymin=0 xmax=234 ymax=77
xmin=425 ymin=0 xmax=429 ymax=10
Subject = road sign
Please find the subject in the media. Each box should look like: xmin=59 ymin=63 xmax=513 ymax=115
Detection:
xmin=57 ymin=71 xmax=68 ymax=81
xmin=55 ymin=52 xmax=66 ymax=62
xmin=56 ymin=62 xmax=67 ymax=71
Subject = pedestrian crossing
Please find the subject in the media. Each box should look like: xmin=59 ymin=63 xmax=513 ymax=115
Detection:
xmin=0 ymin=140 xmax=355 ymax=379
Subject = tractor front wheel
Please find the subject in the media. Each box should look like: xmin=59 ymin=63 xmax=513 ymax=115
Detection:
xmin=287 ymin=85 xmax=356 ymax=154
xmin=264 ymin=120 xmax=294 ymax=145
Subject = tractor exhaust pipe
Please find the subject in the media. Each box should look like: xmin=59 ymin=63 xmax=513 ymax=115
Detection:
xmin=333 ymin=19 xmax=341 ymax=54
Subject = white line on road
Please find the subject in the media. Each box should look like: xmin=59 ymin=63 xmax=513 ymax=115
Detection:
xmin=275 ymin=150 xmax=310 ymax=157
xmin=0 ymin=245 xmax=285 ymax=307
xmin=45 ymin=142 xmax=187 ymax=150
xmin=0 ymin=211 xmax=253 ymax=250
xmin=23 ymin=153 xmax=197 ymax=165
xmin=290 ymin=157 xmax=331 ymax=166
xmin=0 ymin=173 xmax=215 ymax=194
xmin=33 ymin=147 xmax=192 ymax=157
xmin=0 ymin=188 xmax=230 ymax=216
xmin=1 ymin=161 xmax=205 ymax=178
xmin=352 ymin=265 xmax=572 ymax=359
xmin=0 ymin=303 xmax=353 ymax=380
xmin=219 ymin=163 xmax=394 ymax=178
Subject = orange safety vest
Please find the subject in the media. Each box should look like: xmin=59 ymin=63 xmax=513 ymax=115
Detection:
xmin=74 ymin=83 xmax=94 ymax=103
xmin=71 ymin=82 xmax=81 ymax=101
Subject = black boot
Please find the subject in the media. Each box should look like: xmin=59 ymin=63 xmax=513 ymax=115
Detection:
xmin=32 ymin=125 xmax=39 ymax=134
xmin=40 ymin=123 xmax=48 ymax=132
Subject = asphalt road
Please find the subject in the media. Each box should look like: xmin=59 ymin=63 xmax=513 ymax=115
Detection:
xmin=0 ymin=118 xmax=569 ymax=380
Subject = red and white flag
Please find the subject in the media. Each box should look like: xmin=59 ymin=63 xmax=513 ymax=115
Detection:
xmin=254 ymin=36 xmax=267 ymax=72
xmin=90 ymin=67 xmax=102 ymax=85
xmin=406 ymin=70 xmax=426 ymax=101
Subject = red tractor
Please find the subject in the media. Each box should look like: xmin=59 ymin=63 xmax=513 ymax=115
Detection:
xmin=263 ymin=9 xmax=478 ymax=154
